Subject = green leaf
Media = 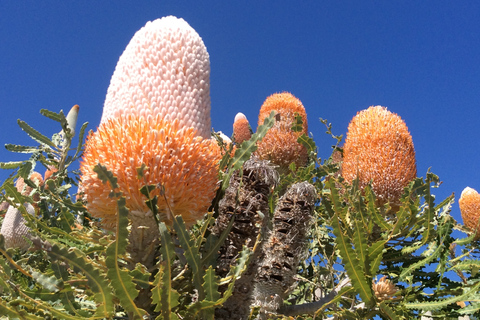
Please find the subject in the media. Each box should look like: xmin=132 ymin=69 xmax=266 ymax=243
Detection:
xmin=172 ymin=215 xmax=204 ymax=299
xmin=17 ymin=119 xmax=56 ymax=147
xmin=47 ymin=244 xmax=115 ymax=318
xmin=31 ymin=270 xmax=63 ymax=293
xmin=365 ymin=186 xmax=392 ymax=231
xmin=153 ymin=223 xmax=180 ymax=319
xmin=368 ymin=240 xmax=387 ymax=276
xmin=73 ymin=122 xmax=88 ymax=159
xmin=298 ymin=133 xmax=316 ymax=154
xmin=327 ymin=180 xmax=373 ymax=304
xmin=221 ymin=111 xmax=275 ymax=190
xmin=404 ymin=281 xmax=480 ymax=310
xmin=40 ymin=108 xmax=64 ymax=123
xmin=0 ymin=160 xmax=24 ymax=169
xmin=4 ymin=144 xmax=40 ymax=153
xmin=105 ymin=197 xmax=146 ymax=318
xmin=379 ymin=301 xmax=400 ymax=320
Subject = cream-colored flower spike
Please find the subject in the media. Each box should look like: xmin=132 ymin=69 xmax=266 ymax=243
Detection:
xmin=102 ymin=16 xmax=211 ymax=139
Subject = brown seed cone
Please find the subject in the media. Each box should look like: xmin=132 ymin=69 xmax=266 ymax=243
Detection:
xmin=342 ymin=106 xmax=416 ymax=210
xmin=213 ymin=156 xmax=279 ymax=320
xmin=253 ymin=181 xmax=317 ymax=314
xmin=459 ymin=187 xmax=480 ymax=239
xmin=256 ymin=92 xmax=309 ymax=173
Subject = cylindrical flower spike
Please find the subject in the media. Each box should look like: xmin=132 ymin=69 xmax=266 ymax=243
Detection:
xmin=342 ymin=106 xmax=416 ymax=210
xmin=255 ymin=92 xmax=309 ymax=173
xmin=459 ymin=187 xmax=480 ymax=239
xmin=232 ymin=112 xmax=252 ymax=144
xmin=80 ymin=114 xmax=221 ymax=230
xmin=101 ymin=16 xmax=211 ymax=139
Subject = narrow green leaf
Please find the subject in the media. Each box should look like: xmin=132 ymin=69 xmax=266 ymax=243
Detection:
xmin=352 ymin=213 xmax=369 ymax=275
xmin=17 ymin=119 xmax=56 ymax=147
xmin=31 ymin=270 xmax=63 ymax=293
xmin=155 ymin=223 xmax=180 ymax=319
xmin=298 ymin=134 xmax=316 ymax=154
xmin=368 ymin=240 xmax=387 ymax=276
xmin=405 ymin=281 xmax=480 ymax=310
xmin=365 ymin=186 xmax=392 ymax=231
xmin=4 ymin=144 xmax=40 ymax=153
xmin=0 ymin=160 xmax=23 ymax=169
xmin=173 ymin=215 xmax=204 ymax=299
xmin=106 ymin=197 xmax=146 ymax=318
xmin=328 ymin=179 xmax=373 ymax=304
xmin=40 ymin=108 xmax=64 ymax=123
xmin=221 ymin=111 xmax=275 ymax=190
xmin=47 ymin=244 xmax=115 ymax=318
xmin=379 ymin=301 xmax=400 ymax=320
xmin=201 ymin=266 xmax=221 ymax=319
xmin=73 ymin=122 xmax=88 ymax=159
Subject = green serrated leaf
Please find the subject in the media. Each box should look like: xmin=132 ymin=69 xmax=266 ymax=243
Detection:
xmin=47 ymin=244 xmax=114 ymax=318
xmin=31 ymin=270 xmax=63 ymax=293
xmin=173 ymin=215 xmax=204 ymax=299
xmin=154 ymin=223 xmax=180 ymax=319
xmin=327 ymin=180 xmax=373 ymax=304
xmin=298 ymin=133 xmax=316 ymax=154
xmin=405 ymin=281 xmax=480 ymax=310
xmin=221 ymin=111 xmax=275 ymax=190
xmin=379 ymin=301 xmax=400 ymax=320
xmin=0 ymin=160 xmax=24 ymax=169
xmin=40 ymin=108 xmax=64 ymax=123
xmin=4 ymin=144 xmax=40 ymax=153
xmin=17 ymin=119 xmax=56 ymax=147
xmin=105 ymin=197 xmax=146 ymax=318
xmin=73 ymin=122 xmax=88 ymax=160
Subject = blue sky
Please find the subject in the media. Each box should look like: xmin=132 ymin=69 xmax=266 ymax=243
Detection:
xmin=1 ymin=1 xmax=479 ymax=229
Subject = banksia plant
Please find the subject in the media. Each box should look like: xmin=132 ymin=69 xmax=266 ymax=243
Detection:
xmin=459 ymin=186 xmax=480 ymax=239
xmin=101 ymin=16 xmax=211 ymax=139
xmin=232 ymin=112 xmax=252 ymax=144
xmin=256 ymin=92 xmax=309 ymax=173
xmin=372 ymin=276 xmax=399 ymax=302
xmin=342 ymin=106 xmax=416 ymax=210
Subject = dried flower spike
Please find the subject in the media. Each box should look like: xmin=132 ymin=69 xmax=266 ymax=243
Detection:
xmin=80 ymin=114 xmax=221 ymax=230
xmin=459 ymin=187 xmax=480 ymax=239
xmin=232 ymin=112 xmax=252 ymax=144
xmin=342 ymin=106 xmax=416 ymax=209
xmin=102 ymin=16 xmax=211 ymax=138
xmin=255 ymin=92 xmax=308 ymax=173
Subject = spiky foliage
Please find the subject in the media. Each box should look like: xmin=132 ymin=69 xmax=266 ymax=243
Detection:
xmin=342 ymin=106 xmax=417 ymax=211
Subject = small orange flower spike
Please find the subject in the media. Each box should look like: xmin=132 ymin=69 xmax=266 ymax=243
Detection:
xmin=459 ymin=187 xmax=480 ymax=239
xmin=342 ymin=106 xmax=416 ymax=209
xmin=233 ymin=112 xmax=252 ymax=144
xmin=255 ymin=92 xmax=308 ymax=173
xmin=80 ymin=114 xmax=221 ymax=229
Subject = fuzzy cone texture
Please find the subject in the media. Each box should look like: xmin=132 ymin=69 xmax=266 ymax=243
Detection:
xmin=232 ymin=112 xmax=252 ymax=144
xmin=80 ymin=114 xmax=221 ymax=229
xmin=459 ymin=187 xmax=480 ymax=239
xmin=256 ymin=92 xmax=308 ymax=172
xmin=342 ymin=106 xmax=416 ymax=209
xmin=101 ymin=16 xmax=211 ymax=139
xmin=0 ymin=203 xmax=36 ymax=250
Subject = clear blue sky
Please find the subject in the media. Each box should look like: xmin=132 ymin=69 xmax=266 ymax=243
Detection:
xmin=1 ymin=2 xmax=479 ymax=229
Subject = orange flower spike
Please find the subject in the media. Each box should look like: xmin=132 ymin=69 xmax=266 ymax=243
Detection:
xmin=256 ymin=92 xmax=308 ymax=172
xmin=459 ymin=187 xmax=480 ymax=239
xmin=80 ymin=114 xmax=221 ymax=229
xmin=342 ymin=106 xmax=417 ymax=209
xmin=233 ymin=112 xmax=252 ymax=144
